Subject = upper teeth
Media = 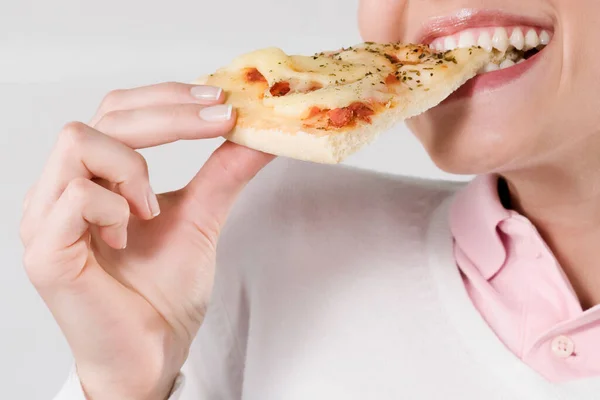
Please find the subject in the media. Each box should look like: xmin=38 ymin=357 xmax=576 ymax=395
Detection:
xmin=477 ymin=31 xmax=493 ymax=52
xmin=509 ymin=28 xmax=524 ymax=50
xmin=430 ymin=26 xmax=552 ymax=72
xmin=525 ymin=29 xmax=539 ymax=49
xmin=430 ymin=26 xmax=551 ymax=53
xmin=458 ymin=31 xmax=476 ymax=48
xmin=492 ymin=27 xmax=510 ymax=52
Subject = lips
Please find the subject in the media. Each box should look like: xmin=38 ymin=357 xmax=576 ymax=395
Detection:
xmin=417 ymin=9 xmax=554 ymax=44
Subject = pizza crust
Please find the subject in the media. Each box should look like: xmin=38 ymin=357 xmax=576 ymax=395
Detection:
xmin=194 ymin=44 xmax=491 ymax=164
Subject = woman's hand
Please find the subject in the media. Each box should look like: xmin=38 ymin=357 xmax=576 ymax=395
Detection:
xmin=20 ymin=82 xmax=274 ymax=400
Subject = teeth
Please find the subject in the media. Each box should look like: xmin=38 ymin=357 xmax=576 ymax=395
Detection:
xmin=482 ymin=62 xmax=500 ymax=73
xmin=539 ymin=30 xmax=551 ymax=45
xmin=431 ymin=27 xmax=551 ymax=55
xmin=478 ymin=56 xmax=527 ymax=74
xmin=458 ymin=31 xmax=476 ymax=48
xmin=524 ymin=29 xmax=540 ymax=50
xmin=492 ymin=27 xmax=510 ymax=52
xmin=499 ymin=59 xmax=516 ymax=69
xmin=509 ymin=28 xmax=525 ymax=50
xmin=444 ymin=36 xmax=457 ymax=51
xmin=477 ymin=31 xmax=493 ymax=52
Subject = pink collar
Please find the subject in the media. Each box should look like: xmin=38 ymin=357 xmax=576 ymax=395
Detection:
xmin=449 ymin=175 xmax=512 ymax=280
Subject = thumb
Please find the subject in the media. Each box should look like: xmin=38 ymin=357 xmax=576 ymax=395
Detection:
xmin=183 ymin=140 xmax=275 ymax=228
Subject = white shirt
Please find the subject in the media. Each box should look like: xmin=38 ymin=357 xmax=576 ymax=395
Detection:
xmin=55 ymin=159 xmax=600 ymax=399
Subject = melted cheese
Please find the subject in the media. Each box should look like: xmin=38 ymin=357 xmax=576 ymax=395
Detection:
xmin=208 ymin=43 xmax=491 ymax=121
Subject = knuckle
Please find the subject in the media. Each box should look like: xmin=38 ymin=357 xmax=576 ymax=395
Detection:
xmin=65 ymin=178 xmax=92 ymax=205
xmin=116 ymin=151 xmax=149 ymax=184
xmin=95 ymin=109 xmax=120 ymax=129
xmin=131 ymin=151 xmax=149 ymax=176
xmin=99 ymin=89 xmax=125 ymax=113
xmin=59 ymin=121 xmax=88 ymax=150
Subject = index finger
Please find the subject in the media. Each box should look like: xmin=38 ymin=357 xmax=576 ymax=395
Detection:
xmin=90 ymin=82 xmax=225 ymax=126
xmin=93 ymin=103 xmax=237 ymax=149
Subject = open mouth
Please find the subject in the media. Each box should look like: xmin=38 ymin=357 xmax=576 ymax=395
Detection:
xmin=428 ymin=27 xmax=552 ymax=73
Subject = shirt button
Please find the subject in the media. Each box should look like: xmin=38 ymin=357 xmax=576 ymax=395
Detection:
xmin=551 ymin=335 xmax=575 ymax=359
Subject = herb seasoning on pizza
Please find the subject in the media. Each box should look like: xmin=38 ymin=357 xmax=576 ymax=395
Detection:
xmin=195 ymin=42 xmax=492 ymax=163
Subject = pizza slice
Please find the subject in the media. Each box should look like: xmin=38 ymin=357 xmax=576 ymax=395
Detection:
xmin=195 ymin=43 xmax=491 ymax=163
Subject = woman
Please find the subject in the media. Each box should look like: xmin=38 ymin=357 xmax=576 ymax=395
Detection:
xmin=20 ymin=0 xmax=600 ymax=398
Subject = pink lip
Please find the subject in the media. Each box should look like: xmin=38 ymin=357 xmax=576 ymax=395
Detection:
xmin=417 ymin=9 xmax=554 ymax=45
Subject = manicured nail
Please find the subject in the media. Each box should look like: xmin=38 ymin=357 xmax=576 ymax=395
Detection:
xmin=190 ymin=85 xmax=222 ymax=101
xmin=146 ymin=187 xmax=161 ymax=217
xmin=199 ymin=104 xmax=233 ymax=122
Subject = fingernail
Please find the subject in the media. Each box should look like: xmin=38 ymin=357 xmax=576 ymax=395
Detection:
xmin=190 ymin=85 xmax=222 ymax=101
xmin=146 ymin=187 xmax=161 ymax=217
xmin=199 ymin=104 xmax=233 ymax=122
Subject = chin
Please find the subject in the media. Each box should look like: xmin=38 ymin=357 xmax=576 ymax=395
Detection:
xmin=406 ymin=109 xmax=540 ymax=176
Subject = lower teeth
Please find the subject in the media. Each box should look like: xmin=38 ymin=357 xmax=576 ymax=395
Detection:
xmin=499 ymin=59 xmax=516 ymax=69
xmin=479 ymin=45 xmax=545 ymax=73
xmin=482 ymin=63 xmax=500 ymax=72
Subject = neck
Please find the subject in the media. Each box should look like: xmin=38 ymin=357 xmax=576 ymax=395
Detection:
xmin=503 ymin=160 xmax=600 ymax=310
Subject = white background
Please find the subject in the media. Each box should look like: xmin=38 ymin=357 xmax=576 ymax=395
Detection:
xmin=1 ymin=1 xmax=468 ymax=398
